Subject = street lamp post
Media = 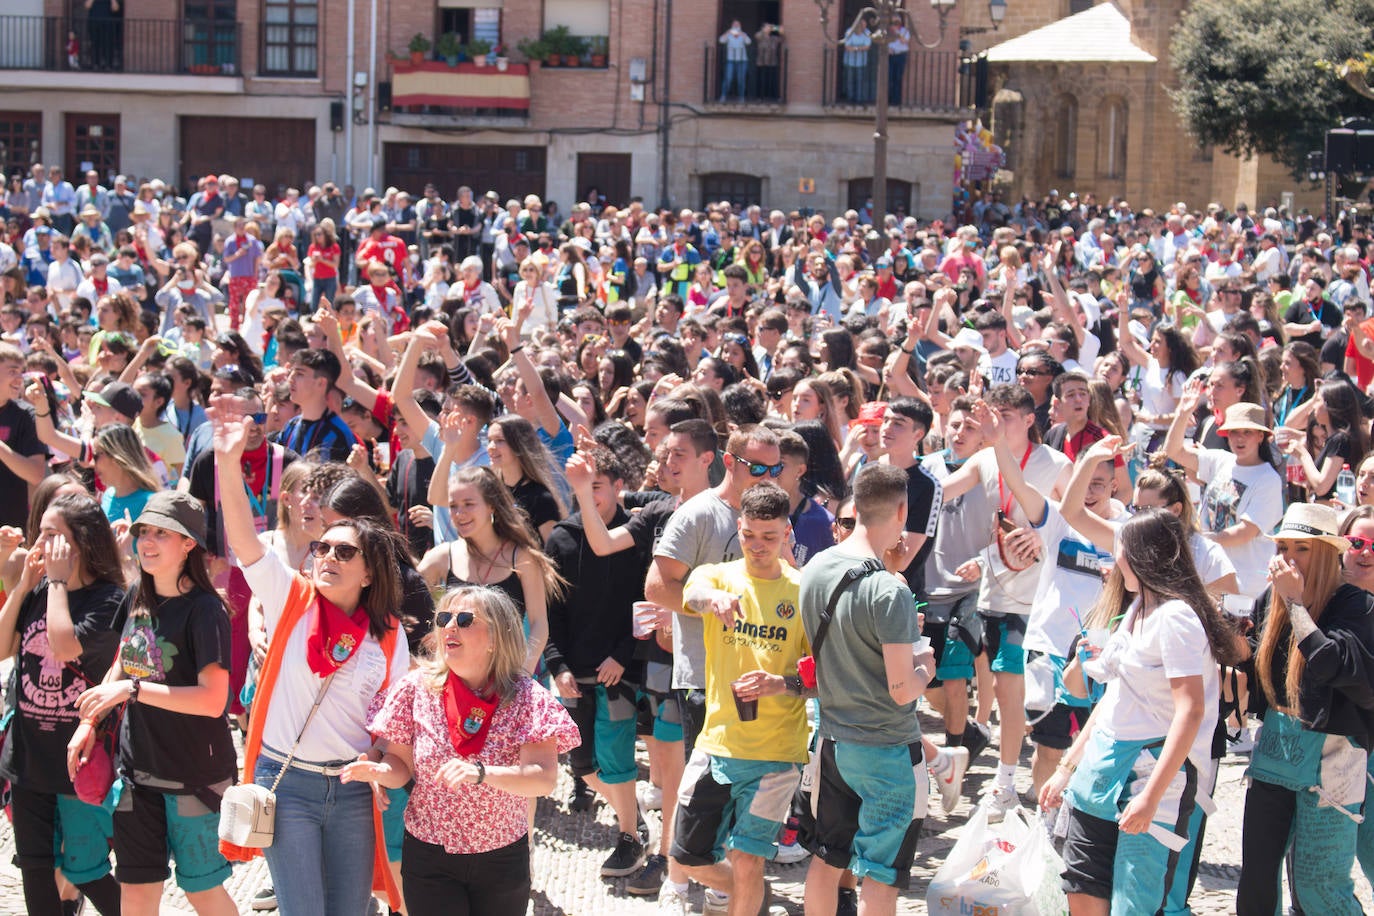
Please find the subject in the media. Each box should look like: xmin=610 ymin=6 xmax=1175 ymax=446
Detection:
xmin=812 ymin=0 xmax=1005 ymax=234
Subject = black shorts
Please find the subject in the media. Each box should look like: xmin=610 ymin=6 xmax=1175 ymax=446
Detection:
xmin=1028 ymin=701 xmax=1088 ymax=751
xmin=1061 ymin=807 xmax=1117 ymax=900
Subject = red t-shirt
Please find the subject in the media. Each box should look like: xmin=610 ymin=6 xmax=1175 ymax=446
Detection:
xmin=307 ymin=242 xmax=340 ymax=280
xmin=1348 ymin=317 xmax=1374 ymax=390
xmin=356 ymin=235 xmax=408 ymax=283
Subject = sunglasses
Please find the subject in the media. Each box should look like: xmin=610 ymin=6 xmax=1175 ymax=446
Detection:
xmin=248 ymin=412 xmax=267 ymax=425
xmin=768 ymin=389 xmax=792 ymax=401
xmin=729 ymin=452 xmax=783 ymax=478
xmin=1347 ymin=535 xmax=1374 ymax=553
xmin=1017 ymin=368 xmax=1050 ymax=377
xmin=308 ymin=540 xmax=361 ymax=562
xmin=835 ymin=517 xmax=856 ymax=531
xmin=436 ymin=610 xmax=478 ymax=628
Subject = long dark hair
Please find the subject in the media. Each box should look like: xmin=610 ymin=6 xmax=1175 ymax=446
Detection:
xmin=320 ymin=476 xmax=417 ymax=564
xmin=26 ymin=473 xmax=87 ymax=545
xmin=1087 ymin=508 xmax=1241 ymax=665
xmin=45 ymin=493 xmax=125 ymax=589
xmin=132 ymin=542 xmax=225 ymax=624
xmin=1317 ymin=378 xmax=1370 ymax=461
xmin=1155 ymin=324 xmax=1198 ymax=383
xmin=793 ymin=419 xmax=848 ymax=502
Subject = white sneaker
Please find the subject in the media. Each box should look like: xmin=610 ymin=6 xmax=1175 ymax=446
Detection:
xmin=773 ymin=839 xmax=810 ymax=864
xmin=638 ymin=782 xmax=664 ymax=811
xmin=1228 ymin=727 xmax=1255 ymax=755
xmin=982 ymin=784 xmax=1021 ymax=822
xmin=657 ymin=884 xmax=691 ymax=916
xmin=933 ymin=746 xmax=970 ymax=815
xmin=702 ymin=888 xmax=730 ymax=916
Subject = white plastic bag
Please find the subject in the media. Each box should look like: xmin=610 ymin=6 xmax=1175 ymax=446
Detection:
xmin=927 ymin=798 xmax=1069 ymax=916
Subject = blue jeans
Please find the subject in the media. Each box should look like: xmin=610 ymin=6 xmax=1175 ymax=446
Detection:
xmin=255 ymin=756 xmax=376 ymax=916
xmin=721 ymin=60 xmax=747 ymax=100
xmin=888 ymin=52 xmax=907 ymax=104
xmin=843 ymin=64 xmax=868 ymax=104
xmin=310 ymin=276 xmax=337 ymax=311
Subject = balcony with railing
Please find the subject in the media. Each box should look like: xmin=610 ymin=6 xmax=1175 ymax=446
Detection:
xmin=702 ymin=43 xmax=788 ymax=107
xmin=0 ymin=15 xmax=240 ymax=77
xmin=385 ymin=59 xmax=531 ymax=124
xmin=821 ymin=46 xmax=964 ymax=112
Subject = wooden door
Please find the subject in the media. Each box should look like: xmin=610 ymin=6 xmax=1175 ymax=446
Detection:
xmin=0 ymin=111 xmax=42 ymax=181
xmin=64 ymin=113 xmax=120 ymax=182
xmin=180 ymin=116 xmax=316 ymax=197
xmin=577 ymin=153 xmax=631 ymax=208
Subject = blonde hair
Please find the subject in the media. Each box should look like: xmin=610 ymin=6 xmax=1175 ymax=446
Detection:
xmin=275 ymin=460 xmax=316 ymax=530
xmin=1257 ymin=539 xmax=1343 ymax=715
xmin=422 ymin=587 xmax=528 ymax=702
xmin=92 ymin=424 xmax=161 ymax=493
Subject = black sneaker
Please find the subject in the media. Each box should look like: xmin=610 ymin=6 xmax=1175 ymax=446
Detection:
xmin=61 ymin=896 xmax=85 ymax=916
xmin=626 ymin=853 xmax=667 ymax=896
xmin=601 ymin=831 xmax=647 ymax=877
xmin=836 ymin=886 xmax=858 ymax=916
xmin=569 ymin=775 xmax=596 ymax=812
xmin=961 ymin=720 xmax=991 ymax=764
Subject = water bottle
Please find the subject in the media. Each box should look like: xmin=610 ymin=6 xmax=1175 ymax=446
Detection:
xmin=1337 ymin=463 xmax=1357 ymax=507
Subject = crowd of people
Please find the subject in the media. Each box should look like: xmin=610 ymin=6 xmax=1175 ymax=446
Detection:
xmin=1 ymin=167 xmax=1374 ymax=916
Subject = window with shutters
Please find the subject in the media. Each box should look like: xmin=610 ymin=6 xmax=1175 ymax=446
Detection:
xmin=261 ymin=0 xmax=318 ymax=77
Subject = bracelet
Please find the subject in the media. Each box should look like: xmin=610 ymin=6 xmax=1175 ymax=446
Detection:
xmin=128 ymin=678 xmax=141 ymax=704
xmin=509 ymin=344 xmax=525 ymax=355
xmin=48 ymin=579 xmax=67 ymax=588
xmin=900 ymin=347 xmax=915 ymax=355
xmin=1057 ymin=760 xmax=1077 ymax=774
xmin=34 ymin=410 xmax=50 ymax=418
xmin=474 ymin=760 xmax=486 ymax=785
xmin=79 ymin=718 xmax=96 ymax=727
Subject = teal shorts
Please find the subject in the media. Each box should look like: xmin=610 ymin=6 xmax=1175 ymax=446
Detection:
xmin=671 ymin=751 xmax=801 ymax=864
xmin=112 ymin=782 xmax=232 ymax=893
xmin=982 ymin=613 xmax=1026 ymax=675
xmin=382 ymin=786 xmax=410 ymax=862
xmin=938 ymin=637 xmax=974 ymax=682
xmin=812 ymin=738 xmax=927 ymax=887
xmin=53 ymin=794 xmax=116 ymax=884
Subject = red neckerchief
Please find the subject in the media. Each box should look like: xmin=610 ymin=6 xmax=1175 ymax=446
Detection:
xmin=233 ymin=233 xmax=248 ymax=247
xmin=369 ymin=283 xmax=390 ymax=307
xmin=241 ymin=440 xmax=269 ymax=493
xmin=92 ymin=276 xmax=108 ymax=297
xmin=304 ymin=593 xmax=369 ymax=677
xmin=442 ymin=671 xmax=499 ymax=757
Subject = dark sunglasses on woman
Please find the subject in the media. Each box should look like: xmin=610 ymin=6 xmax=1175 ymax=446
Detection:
xmin=436 ymin=610 xmax=478 ymax=628
xmin=308 ymin=540 xmax=361 ymax=562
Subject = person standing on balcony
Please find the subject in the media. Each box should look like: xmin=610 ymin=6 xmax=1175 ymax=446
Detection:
xmin=754 ymin=24 xmax=783 ymax=101
xmin=84 ymin=0 xmax=121 ymax=71
xmin=718 ymin=21 xmax=751 ymax=103
xmin=888 ymin=15 xmax=909 ymax=106
xmin=842 ymin=20 xmax=872 ymax=105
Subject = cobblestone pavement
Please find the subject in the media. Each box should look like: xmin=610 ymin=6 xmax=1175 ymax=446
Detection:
xmin=2 ymin=714 xmax=1371 ymax=914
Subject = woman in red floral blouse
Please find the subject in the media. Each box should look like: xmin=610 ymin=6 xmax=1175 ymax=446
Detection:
xmin=343 ymin=585 xmax=579 ymax=915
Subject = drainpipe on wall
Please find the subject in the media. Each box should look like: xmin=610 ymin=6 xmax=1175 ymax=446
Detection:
xmin=658 ymin=0 xmax=672 ymax=209
xmin=367 ymin=0 xmax=378 ymax=189
xmin=345 ymin=0 xmax=355 ymax=186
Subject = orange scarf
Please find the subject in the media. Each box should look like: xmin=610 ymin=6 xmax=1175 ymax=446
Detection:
xmin=220 ymin=573 xmax=400 ymax=910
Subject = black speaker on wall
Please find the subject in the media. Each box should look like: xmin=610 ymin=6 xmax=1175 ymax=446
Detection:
xmin=378 ymin=81 xmax=392 ymax=112
xmin=1328 ymin=129 xmax=1356 ymax=173
xmin=330 ymin=101 xmax=345 ymax=132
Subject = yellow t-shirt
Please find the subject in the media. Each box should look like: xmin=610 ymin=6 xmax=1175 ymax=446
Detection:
xmin=135 ymin=419 xmax=186 ymax=482
xmin=686 ymin=559 xmax=809 ymax=764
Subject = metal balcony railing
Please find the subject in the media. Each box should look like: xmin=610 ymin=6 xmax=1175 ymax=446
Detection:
xmin=0 ymin=16 xmax=240 ymax=76
xmin=702 ymin=42 xmax=788 ymax=105
xmin=821 ymin=46 xmax=962 ymax=111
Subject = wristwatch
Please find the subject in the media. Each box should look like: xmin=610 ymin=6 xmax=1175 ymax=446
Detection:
xmin=783 ymin=674 xmax=803 ymax=695
xmin=128 ymin=678 xmax=142 ymax=704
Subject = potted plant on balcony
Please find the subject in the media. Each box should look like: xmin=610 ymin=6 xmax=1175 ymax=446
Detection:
xmin=542 ymin=25 xmax=572 ymax=67
xmin=435 ymin=32 xmax=462 ymax=67
xmin=515 ymin=37 xmax=546 ymax=68
xmin=587 ymin=36 xmax=607 ymax=68
xmin=467 ymin=38 xmax=492 ymax=67
xmin=408 ymin=33 xmax=431 ymax=65
xmin=563 ymin=34 xmax=587 ymax=68
xmin=493 ymin=44 xmax=509 ymax=70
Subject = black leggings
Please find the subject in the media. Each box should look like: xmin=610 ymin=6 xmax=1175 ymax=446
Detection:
xmin=10 ymin=784 xmax=123 ymax=916
xmin=401 ymin=831 xmax=529 ymax=916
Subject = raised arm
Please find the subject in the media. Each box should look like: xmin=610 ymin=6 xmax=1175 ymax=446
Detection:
xmin=923 ymin=286 xmax=958 ymax=350
xmin=1000 ymin=273 xmax=1026 ymax=350
xmin=502 ymin=315 xmax=561 ymax=437
xmin=23 ymin=382 xmax=83 ymax=461
xmin=974 ymin=400 xmax=1047 ymax=525
xmin=393 ymin=326 xmax=439 ymax=435
xmin=565 ymin=452 xmax=637 ymax=556
xmin=1163 ymin=378 xmax=1203 ymax=473
xmin=1115 ymin=290 xmax=1149 ymax=368
xmin=206 ymin=395 xmax=266 ymax=568
xmin=1058 ymin=436 xmax=1123 ymax=553
xmin=425 ymin=411 xmax=466 ymax=510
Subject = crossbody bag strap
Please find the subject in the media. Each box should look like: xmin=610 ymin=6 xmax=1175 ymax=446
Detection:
xmin=811 ymin=558 xmax=886 ymax=668
xmin=267 ymin=671 xmax=338 ymax=793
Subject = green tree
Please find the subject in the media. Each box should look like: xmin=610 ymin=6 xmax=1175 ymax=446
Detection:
xmin=1171 ymin=0 xmax=1374 ymax=176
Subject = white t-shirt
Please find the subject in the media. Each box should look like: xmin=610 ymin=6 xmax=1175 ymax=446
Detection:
xmin=1189 ymin=531 xmax=1235 ymax=591
xmin=978 ymin=348 xmax=1020 ymax=387
xmin=242 ymin=550 xmax=410 ymax=763
xmin=970 ymin=444 xmax=1072 ymax=614
xmin=1138 ymin=359 xmax=1184 ymax=429
xmin=1095 ymin=598 xmax=1219 ymax=769
xmin=1025 ymin=502 xmax=1116 ymax=657
xmin=1195 ymin=449 xmax=1282 ymax=598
